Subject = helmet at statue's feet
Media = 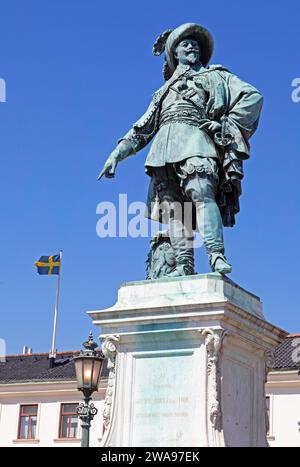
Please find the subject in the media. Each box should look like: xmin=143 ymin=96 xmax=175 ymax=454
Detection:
xmin=167 ymin=264 xmax=194 ymax=278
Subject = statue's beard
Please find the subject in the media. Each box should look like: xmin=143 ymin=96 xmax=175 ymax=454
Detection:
xmin=184 ymin=52 xmax=199 ymax=65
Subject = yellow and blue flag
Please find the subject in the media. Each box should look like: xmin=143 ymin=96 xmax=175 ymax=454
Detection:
xmin=35 ymin=254 xmax=61 ymax=275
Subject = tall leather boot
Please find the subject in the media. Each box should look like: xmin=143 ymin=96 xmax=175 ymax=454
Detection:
xmin=185 ymin=175 xmax=232 ymax=275
xmin=167 ymin=217 xmax=195 ymax=277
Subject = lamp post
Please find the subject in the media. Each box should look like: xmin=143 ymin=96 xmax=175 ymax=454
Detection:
xmin=74 ymin=332 xmax=104 ymax=447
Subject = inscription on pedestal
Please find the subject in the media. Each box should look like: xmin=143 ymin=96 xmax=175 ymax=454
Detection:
xmin=131 ymin=352 xmax=199 ymax=447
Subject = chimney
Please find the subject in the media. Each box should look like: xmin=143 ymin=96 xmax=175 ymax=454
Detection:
xmin=22 ymin=346 xmax=33 ymax=355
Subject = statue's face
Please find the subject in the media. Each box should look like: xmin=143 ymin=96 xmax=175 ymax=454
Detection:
xmin=174 ymin=37 xmax=201 ymax=66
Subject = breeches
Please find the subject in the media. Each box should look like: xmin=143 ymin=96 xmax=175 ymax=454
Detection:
xmin=150 ymin=157 xmax=224 ymax=255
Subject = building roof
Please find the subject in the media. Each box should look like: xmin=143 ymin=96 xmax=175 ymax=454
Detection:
xmin=0 ymin=351 xmax=109 ymax=384
xmin=0 ymin=335 xmax=298 ymax=384
xmin=272 ymin=336 xmax=300 ymax=371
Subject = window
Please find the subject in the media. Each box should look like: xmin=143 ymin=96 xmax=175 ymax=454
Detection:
xmin=59 ymin=404 xmax=79 ymax=439
xmin=18 ymin=405 xmax=38 ymax=440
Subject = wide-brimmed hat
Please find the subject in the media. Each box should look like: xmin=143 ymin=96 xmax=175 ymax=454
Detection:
xmin=153 ymin=23 xmax=214 ymax=80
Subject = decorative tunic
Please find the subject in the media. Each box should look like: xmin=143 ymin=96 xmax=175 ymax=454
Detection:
xmin=146 ymin=67 xmax=218 ymax=167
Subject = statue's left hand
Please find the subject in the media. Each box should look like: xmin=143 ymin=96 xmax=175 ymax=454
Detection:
xmin=204 ymin=121 xmax=222 ymax=134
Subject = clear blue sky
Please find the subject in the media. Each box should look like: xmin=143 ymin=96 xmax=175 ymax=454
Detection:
xmin=0 ymin=0 xmax=299 ymax=354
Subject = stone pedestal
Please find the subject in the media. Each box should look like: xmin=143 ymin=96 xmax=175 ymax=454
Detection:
xmin=88 ymin=274 xmax=287 ymax=447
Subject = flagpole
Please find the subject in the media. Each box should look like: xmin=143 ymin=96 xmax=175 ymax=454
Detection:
xmin=49 ymin=250 xmax=63 ymax=367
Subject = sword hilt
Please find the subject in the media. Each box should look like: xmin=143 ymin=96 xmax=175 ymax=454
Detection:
xmin=214 ymin=116 xmax=233 ymax=147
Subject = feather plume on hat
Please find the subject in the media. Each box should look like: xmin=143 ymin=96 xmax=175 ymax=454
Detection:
xmin=152 ymin=29 xmax=173 ymax=56
xmin=152 ymin=30 xmax=174 ymax=81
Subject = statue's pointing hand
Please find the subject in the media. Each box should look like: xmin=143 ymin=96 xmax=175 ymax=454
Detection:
xmin=97 ymin=152 xmax=119 ymax=180
xmin=97 ymin=140 xmax=133 ymax=181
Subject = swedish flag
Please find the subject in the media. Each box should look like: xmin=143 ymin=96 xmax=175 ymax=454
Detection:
xmin=35 ymin=254 xmax=61 ymax=275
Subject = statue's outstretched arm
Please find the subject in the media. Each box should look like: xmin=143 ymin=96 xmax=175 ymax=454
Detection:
xmin=98 ymin=99 xmax=158 ymax=181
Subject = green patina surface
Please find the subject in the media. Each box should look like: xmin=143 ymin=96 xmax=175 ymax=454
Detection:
xmin=122 ymin=273 xmax=261 ymax=302
xmin=98 ymin=22 xmax=263 ymax=280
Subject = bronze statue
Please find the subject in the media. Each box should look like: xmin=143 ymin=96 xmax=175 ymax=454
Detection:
xmin=98 ymin=23 xmax=263 ymax=277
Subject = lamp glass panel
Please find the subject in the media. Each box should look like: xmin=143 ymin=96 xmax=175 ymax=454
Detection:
xmin=92 ymin=359 xmax=103 ymax=389
xmin=74 ymin=358 xmax=83 ymax=388
xmin=83 ymin=359 xmax=93 ymax=388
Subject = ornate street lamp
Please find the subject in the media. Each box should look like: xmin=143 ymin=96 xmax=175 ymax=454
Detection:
xmin=74 ymin=332 xmax=104 ymax=447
